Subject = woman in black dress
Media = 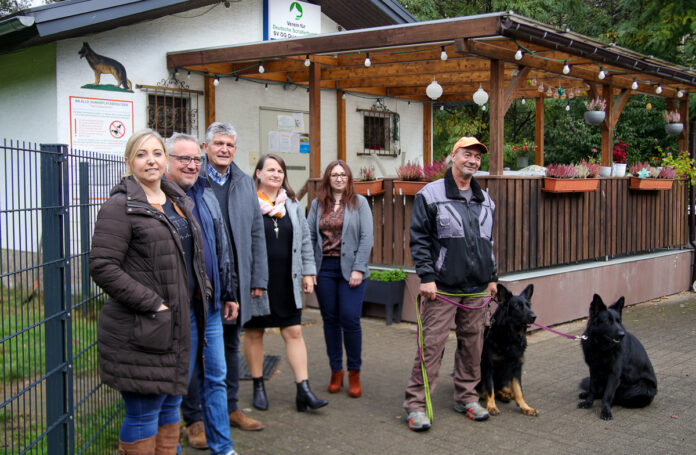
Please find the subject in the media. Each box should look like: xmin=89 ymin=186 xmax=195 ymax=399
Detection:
xmin=244 ymin=153 xmax=328 ymax=412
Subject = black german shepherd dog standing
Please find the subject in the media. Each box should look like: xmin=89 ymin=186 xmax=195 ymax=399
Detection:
xmin=477 ymin=283 xmax=538 ymax=416
xmin=578 ymin=294 xmax=657 ymax=420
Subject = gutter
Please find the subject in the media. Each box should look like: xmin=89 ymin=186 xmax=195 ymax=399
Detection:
xmin=0 ymin=16 xmax=35 ymax=37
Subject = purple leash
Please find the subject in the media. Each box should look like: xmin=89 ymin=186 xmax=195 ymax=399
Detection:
xmin=532 ymin=321 xmax=587 ymax=340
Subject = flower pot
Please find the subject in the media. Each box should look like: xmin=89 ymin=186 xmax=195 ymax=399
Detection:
xmin=665 ymin=122 xmax=684 ymax=136
xmin=612 ymin=163 xmax=627 ymax=177
xmin=393 ymin=180 xmax=426 ymax=196
xmin=542 ymin=178 xmax=599 ymax=193
xmin=584 ymin=110 xmax=605 ymax=125
xmin=629 ymin=177 xmax=673 ymax=191
xmin=353 ymin=180 xmax=384 ymax=196
xmin=364 ymin=279 xmax=406 ymax=325
xmin=599 ymin=166 xmax=612 ymax=177
xmin=516 ymin=156 xmax=529 ymax=169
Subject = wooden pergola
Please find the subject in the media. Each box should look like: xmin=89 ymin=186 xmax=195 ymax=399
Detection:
xmin=167 ymin=12 xmax=696 ymax=177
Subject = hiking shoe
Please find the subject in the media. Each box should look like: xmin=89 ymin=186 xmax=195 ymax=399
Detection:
xmin=454 ymin=401 xmax=490 ymax=421
xmin=407 ymin=411 xmax=431 ymax=431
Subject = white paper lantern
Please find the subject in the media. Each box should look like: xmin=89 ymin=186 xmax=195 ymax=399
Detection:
xmin=426 ymin=79 xmax=443 ymax=100
xmin=472 ymin=84 xmax=488 ymax=106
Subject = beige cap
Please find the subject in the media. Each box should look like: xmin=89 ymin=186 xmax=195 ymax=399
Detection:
xmin=451 ymin=136 xmax=488 ymax=155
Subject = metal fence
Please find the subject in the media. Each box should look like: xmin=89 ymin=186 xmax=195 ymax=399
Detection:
xmin=1 ymin=139 xmax=126 ymax=454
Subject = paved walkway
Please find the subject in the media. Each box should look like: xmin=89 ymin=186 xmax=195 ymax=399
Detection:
xmin=184 ymin=292 xmax=696 ymax=454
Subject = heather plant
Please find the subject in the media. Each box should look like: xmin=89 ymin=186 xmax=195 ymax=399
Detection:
xmin=575 ymin=163 xmax=590 ymax=178
xmin=585 ymin=97 xmax=607 ymax=112
xmin=358 ymin=165 xmax=376 ymax=181
xmin=546 ymin=164 xmax=577 ymax=178
xmin=423 ymin=157 xmax=448 ymax=182
xmin=578 ymin=160 xmax=600 ymax=177
xmin=663 ymin=110 xmax=681 ymax=123
xmin=658 ymin=166 xmax=676 ymax=179
xmin=396 ymin=161 xmax=424 ymax=181
xmin=629 ymin=161 xmax=652 ymax=176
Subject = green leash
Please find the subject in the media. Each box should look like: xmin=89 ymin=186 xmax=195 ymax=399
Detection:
xmin=416 ymin=291 xmax=491 ymax=423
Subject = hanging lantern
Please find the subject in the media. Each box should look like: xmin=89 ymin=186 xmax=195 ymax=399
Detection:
xmin=472 ymin=84 xmax=489 ymax=106
xmin=426 ymin=78 xmax=443 ymax=100
xmin=646 ymin=102 xmax=652 ymax=111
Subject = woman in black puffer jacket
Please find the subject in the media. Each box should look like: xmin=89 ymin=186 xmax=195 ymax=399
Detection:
xmin=90 ymin=129 xmax=209 ymax=454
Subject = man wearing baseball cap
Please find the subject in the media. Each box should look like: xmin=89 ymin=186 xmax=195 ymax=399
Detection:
xmin=403 ymin=137 xmax=498 ymax=431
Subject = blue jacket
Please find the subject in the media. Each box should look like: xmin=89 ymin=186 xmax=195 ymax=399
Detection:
xmin=187 ymin=176 xmax=237 ymax=311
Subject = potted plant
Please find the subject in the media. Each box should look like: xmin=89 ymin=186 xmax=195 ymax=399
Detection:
xmin=394 ymin=161 xmax=425 ymax=196
xmin=663 ymin=110 xmax=683 ymax=136
xmin=584 ymin=97 xmax=606 ymax=125
xmin=628 ymin=161 xmax=675 ymax=190
xmin=364 ymin=269 xmax=407 ymax=325
xmin=353 ymin=165 xmax=384 ymax=196
xmin=612 ymin=141 xmax=628 ymax=177
xmin=423 ymin=156 xmax=448 ymax=182
xmin=661 ymin=148 xmax=696 ymax=185
xmin=512 ymin=142 xmax=536 ymax=169
xmin=543 ymin=163 xmax=600 ymax=193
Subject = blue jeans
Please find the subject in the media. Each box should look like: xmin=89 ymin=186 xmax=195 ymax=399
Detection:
xmin=119 ymin=391 xmax=181 ymax=442
xmin=186 ymin=306 xmax=235 ymax=455
xmin=315 ymin=257 xmax=367 ymax=372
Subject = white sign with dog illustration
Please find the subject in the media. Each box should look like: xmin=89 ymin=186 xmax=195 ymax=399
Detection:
xmin=70 ymin=96 xmax=134 ymax=154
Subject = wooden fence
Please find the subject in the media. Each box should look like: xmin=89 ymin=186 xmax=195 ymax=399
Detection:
xmin=307 ymin=177 xmax=689 ymax=274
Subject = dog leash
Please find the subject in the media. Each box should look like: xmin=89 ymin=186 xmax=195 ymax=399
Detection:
xmin=532 ymin=321 xmax=587 ymax=341
xmin=416 ymin=291 xmax=492 ymax=422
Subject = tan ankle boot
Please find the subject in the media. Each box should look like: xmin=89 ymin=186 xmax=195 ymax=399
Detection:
xmin=118 ymin=435 xmax=156 ymax=454
xmin=348 ymin=369 xmax=362 ymax=398
xmin=154 ymin=422 xmax=180 ymax=455
xmin=328 ymin=369 xmax=344 ymax=393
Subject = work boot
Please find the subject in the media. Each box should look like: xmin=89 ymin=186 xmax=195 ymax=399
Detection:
xmin=229 ymin=409 xmax=264 ymax=431
xmin=328 ymin=369 xmax=344 ymax=393
xmin=252 ymin=377 xmax=268 ymax=410
xmin=154 ymin=422 xmax=180 ymax=455
xmin=117 ymin=435 xmax=156 ymax=454
xmin=296 ymin=380 xmax=329 ymax=412
xmin=348 ymin=369 xmax=362 ymax=398
xmin=185 ymin=421 xmax=208 ymax=450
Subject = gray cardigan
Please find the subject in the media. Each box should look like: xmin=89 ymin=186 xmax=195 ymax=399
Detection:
xmin=253 ymin=198 xmax=316 ymax=310
xmin=307 ymin=194 xmax=374 ymax=282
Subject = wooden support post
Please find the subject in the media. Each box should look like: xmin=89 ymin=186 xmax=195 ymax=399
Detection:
xmin=489 ymin=59 xmax=505 ymax=176
xmin=309 ymin=62 xmax=321 ymax=178
xmin=600 ymin=84 xmax=614 ymax=166
xmin=535 ymin=97 xmax=544 ymax=165
xmin=204 ymin=75 xmax=215 ymax=130
xmin=337 ymin=90 xmax=346 ymax=162
xmin=423 ymin=103 xmax=432 ymax=164
xmin=679 ymin=99 xmax=690 ymax=153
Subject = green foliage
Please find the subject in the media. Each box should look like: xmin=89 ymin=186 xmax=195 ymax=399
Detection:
xmin=0 ymin=0 xmax=30 ymax=16
xmin=369 ymin=269 xmax=408 ymax=282
xmin=661 ymin=148 xmax=696 ymax=184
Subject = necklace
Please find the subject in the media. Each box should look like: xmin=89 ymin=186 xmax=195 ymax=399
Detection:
xmin=272 ymin=217 xmax=279 ymax=239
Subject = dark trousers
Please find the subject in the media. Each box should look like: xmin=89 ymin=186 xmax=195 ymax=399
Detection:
xmin=182 ymin=320 xmax=242 ymax=424
xmin=314 ymin=257 xmax=367 ymax=372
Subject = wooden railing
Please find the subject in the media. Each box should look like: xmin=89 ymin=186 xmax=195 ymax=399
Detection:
xmin=306 ymin=177 xmax=689 ymax=274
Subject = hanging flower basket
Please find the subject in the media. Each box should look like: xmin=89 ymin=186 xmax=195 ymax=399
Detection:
xmin=393 ymin=180 xmax=426 ymax=196
xmin=584 ymin=111 xmax=605 ymax=125
xmin=628 ymin=177 xmax=674 ymax=191
xmin=665 ymin=122 xmax=684 ymax=136
xmin=353 ymin=180 xmax=384 ymax=196
xmin=542 ymin=178 xmax=599 ymax=193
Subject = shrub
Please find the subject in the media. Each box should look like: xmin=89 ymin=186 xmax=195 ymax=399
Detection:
xmin=368 ymin=269 xmax=407 ymax=282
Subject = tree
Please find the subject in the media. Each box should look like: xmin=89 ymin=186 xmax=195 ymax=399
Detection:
xmin=1 ymin=0 xmax=31 ymax=16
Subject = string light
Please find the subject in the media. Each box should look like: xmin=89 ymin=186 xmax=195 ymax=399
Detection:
xmin=482 ymin=105 xmax=487 ymax=111
xmin=341 ymin=92 xmax=347 ymax=100
xmin=514 ymin=48 xmax=523 ymax=61
xmin=521 ymin=97 xmax=526 ymax=105
xmin=562 ymin=61 xmax=570 ymax=74
xmin=187 ymin=71 xmax=191 ymax=79
xmin=472 ymin=84 xmax=488 ymax=106
xmin=598 ymin=67 xmax=606 ymax=79
xmin=173 ymin=68 xmax=178 ymax=77
xmin=531 ymin=76 xmax=537 ymax=86
xmin=440 ymin=46 xmax=448 ymax=61
xmin=440 ymin=105 xmax=444 ymax=111
xmin=538 ymin=82 xmax=544 ymax=93
xmin=655 ymin=84 xmax=662 ymax=94
xmin=631 ymin=78 xmax=638 ymax=90
xmin=258 ymin=62 xmax=265 ymax=73
xmin=304 ymin=54 xmax=311 ymax=67
xmin=364 ymin=53 xmax=371 ymax=67
xmin=264 ymin=83 xmax=268 ymax=90
xmin=546 ymin=86 xmax=552 ymax=97
xmin=565 ymin=103 xmax=571 ymax=111
xmin=678 ymin=89 xmax=685 ymax=98
xmin=426 ymin=78 xmax=443 ymax=100
xmin=213 ymin=76 xmax=220 ymax=87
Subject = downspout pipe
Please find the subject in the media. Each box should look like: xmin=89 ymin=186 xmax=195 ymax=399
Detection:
xmin=690 ymin=184 xmax=696 ymax=289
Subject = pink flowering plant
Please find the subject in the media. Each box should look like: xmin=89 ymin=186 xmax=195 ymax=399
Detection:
xmin=423 ymin=157 xmax=448 ymax=182
xmin=396 ymin=161 xmax=424 ymax=181
xmin=663 ymin=110 xmax=681 ymax=123
xmin=585 ymin=97 xmax=607 ymax=112
xmin=358 ymin=165 xmax=376 ymax=181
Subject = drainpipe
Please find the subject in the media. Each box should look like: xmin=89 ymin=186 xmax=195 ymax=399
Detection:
xmin=0 ymin=16 xmax=35 ymax=37
xmin=690 ymin=184 xmax=696 ymax=288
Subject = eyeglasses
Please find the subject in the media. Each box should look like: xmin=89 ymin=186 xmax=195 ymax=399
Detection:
xmin=170 ymin=154 xmax=203 ymax=167
xmin=330 ymin=173 xmax=348 ymax=180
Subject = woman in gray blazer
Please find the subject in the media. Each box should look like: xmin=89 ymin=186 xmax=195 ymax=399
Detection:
xmin=244 ymin=154 xmax=328 ymax=412
xmin=307 ymin=160 xmax=373 ymax=398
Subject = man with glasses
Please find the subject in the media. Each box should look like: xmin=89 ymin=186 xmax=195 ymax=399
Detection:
xmin=404 ymin=137 xmax=498 ymax=432
xmin=164 ymin=133 xmax=240 ymax=454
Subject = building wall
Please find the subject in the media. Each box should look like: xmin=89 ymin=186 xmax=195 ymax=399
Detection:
xmin=0 ymin=43 xmax=57 ymax=143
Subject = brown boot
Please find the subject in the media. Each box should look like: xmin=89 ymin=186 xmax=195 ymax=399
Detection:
xmin=185 ymin=421 xmax=208 ymax=450
xmin=348 ymin=369 xmax=362 ymax=398
xmin=328 ymin=369 xmax=344 ymax=393
xmin=154 ymin=422 xmax=180 ymax=455
xmin=229 ymin=409 xmax=264 ymax=431
xmin=118 ymin=435 xmax=156 ymax=454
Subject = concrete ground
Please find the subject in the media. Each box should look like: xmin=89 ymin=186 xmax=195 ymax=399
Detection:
xmin=184 ymin=292 xmax=696 ymax=454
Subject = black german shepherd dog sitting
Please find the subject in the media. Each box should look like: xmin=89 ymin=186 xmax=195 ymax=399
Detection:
xmin=477 ymin=283 xmax=538 ymax=416
xmin=578 ymin=294 xmax=657 ymax=420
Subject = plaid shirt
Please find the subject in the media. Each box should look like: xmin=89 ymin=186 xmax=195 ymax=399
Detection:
xmin=207 ymin=163 xmax=231 ymax=185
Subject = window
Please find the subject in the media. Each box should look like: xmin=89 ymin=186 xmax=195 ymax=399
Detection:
xmin=138 ymin=80 xmax=202 ymax=137
xmin=358 ymin=100 xmax=400 ymax=157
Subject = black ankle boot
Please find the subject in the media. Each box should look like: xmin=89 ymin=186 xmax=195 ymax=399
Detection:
xmin=253 ymin=377 xmax=268 ymax=410
xmin=296 ymin=380 xmax=328 ymax=412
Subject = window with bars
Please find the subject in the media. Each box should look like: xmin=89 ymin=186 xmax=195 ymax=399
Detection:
xmin=358 ymin=101 xmax=399 ymax=157
xmin=138 ymin=80 xmax=201 ymax=138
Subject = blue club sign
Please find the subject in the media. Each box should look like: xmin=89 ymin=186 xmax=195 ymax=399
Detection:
xmin=266 ymin=0 xmax=320 ymax=40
